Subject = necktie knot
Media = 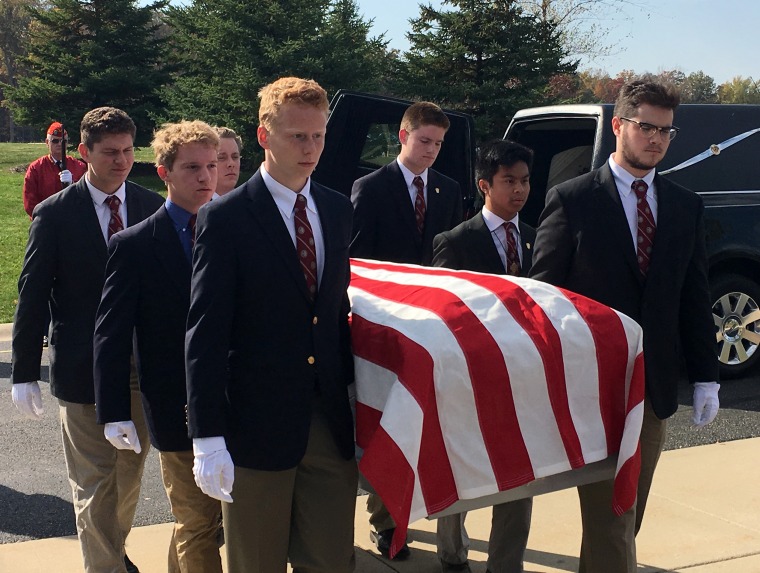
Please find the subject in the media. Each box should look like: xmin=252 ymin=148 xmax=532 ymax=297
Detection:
xmin=412 ymin=176 xmax=424 ymax=194
xmin=632 ymin=180 xmax=648 ymax=200
xmin=105 ymin=195 xmax=124 ymax=239
xmin=105 ymin=195 xmax=121 ymax=213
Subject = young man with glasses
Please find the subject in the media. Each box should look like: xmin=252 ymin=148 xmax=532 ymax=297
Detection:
xmin=23 ymin=122 xmax=88 ymax=218
xmin=529 ymin=79 xmax=720 ymax=572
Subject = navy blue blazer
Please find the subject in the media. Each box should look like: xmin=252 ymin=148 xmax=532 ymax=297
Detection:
xmin=185 ymin=172 xmax=355 ymax=470
xmin=12 ymin=178 xmax=164 ymax=403
xmin=350 ymin=160 xmax=463 ymax=265
xmin=94 ymin=205 xmax=194 ymax=451
xmin=431 ymin=211 xmax=536 ymax=276
xmin=529 ymin=163 xmax=718 ymax=419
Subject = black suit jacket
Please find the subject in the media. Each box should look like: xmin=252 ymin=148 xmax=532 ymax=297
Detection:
xmin=94 ymin=205 xmax=193 ymax=451
xmin=185 ymin=172 xmax=355 ymax=470
xmin=529 ymin=163 xmax=718 ymax=419
xmin=431 ymin=211 xmax=536 ymax=276
xmin=350 ymin=160 xmax=463 ymax=265
xmin=12 ymin=178 xmax=164 ymax=403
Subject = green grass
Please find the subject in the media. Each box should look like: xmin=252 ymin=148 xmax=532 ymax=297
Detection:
xmin=0 ymin=143 xmax=164 ymax=323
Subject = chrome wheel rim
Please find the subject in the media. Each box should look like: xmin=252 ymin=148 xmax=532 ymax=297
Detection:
xmin=713 ymin=291 xmax=760 ymax=366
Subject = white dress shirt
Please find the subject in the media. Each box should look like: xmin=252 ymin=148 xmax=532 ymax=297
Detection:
xmin=481 ymin=206 xmax=522 ymax=272
xmin=85 ymin=176 xmax=127 ymax=243
xmin=608 ymin=156 xmax=658 ymax=252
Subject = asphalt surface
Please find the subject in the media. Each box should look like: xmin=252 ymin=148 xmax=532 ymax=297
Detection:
xmin=1 ymin=337 xmax=758 ymax=544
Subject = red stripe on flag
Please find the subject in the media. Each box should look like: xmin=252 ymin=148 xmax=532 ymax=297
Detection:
xmin=352 ymin=315 xmax=459 ymax=515
xmin=351 ymin=276 xmax=535 ymax=490
xmin=614 ymin=351 xmax=645 ymax=514
xmin=563 ymin=290 xmax=630 ymax=452
xmin=355 ymin=402 xmax=382 ymax=449
xmin=358 ymin=425 xmax=415 ymax=558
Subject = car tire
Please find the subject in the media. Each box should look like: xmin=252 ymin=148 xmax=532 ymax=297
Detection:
xmin=710 ymin=273 xmax=760 ymax=379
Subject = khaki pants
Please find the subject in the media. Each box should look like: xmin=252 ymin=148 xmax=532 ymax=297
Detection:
xmin=59 ymin=382 xmax=149 ymax=573
xmin=223 ymin=399 xmax=358 ymax=573
xmin=437 ymin=498 xmax=532 ymax=571
xmin=577 ymin=398 xmax=667 ymax=573
xmin=160 ymin=450 xmax=223 ymax=573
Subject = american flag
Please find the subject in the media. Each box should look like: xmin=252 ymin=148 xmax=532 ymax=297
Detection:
xmin=349 ymin=258 xmax=645 ymax=557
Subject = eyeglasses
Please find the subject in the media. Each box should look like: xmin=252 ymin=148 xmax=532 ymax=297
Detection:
xmin=49 ymin=138 xmax=63 ymax=144
xmin=620 ymin=117 xmax=679 ymax=141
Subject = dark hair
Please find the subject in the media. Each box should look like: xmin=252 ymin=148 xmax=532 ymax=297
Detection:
xmin=80 ymin=107 xmax=137 ymax=149
xmin=475 ymin=139 xmax=534 ymax=185
xmin=614 ymin=79 xmax=681 ymax=118
xmin=401 ymin=101 xmax=450 ymax=132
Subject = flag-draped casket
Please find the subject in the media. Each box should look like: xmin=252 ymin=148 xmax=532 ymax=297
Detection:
xmin=349 ymin=259 xmax=645 ymax=558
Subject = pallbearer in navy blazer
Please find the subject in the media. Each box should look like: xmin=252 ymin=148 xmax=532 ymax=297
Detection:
xmin=185 ymin=77 xmax=357 ymax=573
xmin=94 ymin=121 xmax=223 ymax=573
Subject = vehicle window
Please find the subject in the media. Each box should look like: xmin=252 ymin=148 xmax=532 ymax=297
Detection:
xmin=360 ymin=123 xmax=401 ymax=168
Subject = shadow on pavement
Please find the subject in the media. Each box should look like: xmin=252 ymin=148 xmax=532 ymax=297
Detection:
xmin=0 ymin=484 xmax=76 ymax=540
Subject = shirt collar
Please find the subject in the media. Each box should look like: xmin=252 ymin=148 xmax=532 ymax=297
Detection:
xmin=164 ymin=199 xmax=193 ymax=229
xmin=481 ymin=206 xmax=520 ymax=233
xmin=86 ymin=176 xmax=126 ymax=207
xmin=260 ymin=164 xmax=314 ymax=219
xmin=396 ymin=158 xmax=427 ymax=189
xmin=608 ymin=155 xmax=656 ymax=198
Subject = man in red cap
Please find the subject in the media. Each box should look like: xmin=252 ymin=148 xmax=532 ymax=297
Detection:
xmin=23 ymin=121 xmax=88 ymax=218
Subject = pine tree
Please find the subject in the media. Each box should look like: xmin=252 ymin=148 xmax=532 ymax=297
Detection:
xmin=5 ymin=0 xmax=169 ymax=144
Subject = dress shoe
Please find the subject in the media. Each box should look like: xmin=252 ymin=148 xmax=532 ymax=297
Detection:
xmin=124 ymin=554 xmax=140 ymax=573
xmin=369 ymin=528 xmax=411 ymax=560
xmin=441 ymin=560 xmax=472 ymax=572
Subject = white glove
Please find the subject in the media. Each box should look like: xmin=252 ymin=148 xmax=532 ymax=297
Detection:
xmin=58 ymin=169 xmax=73 ymax=185
xmin=11 ymin=382 xmax=44 ymax=420
xmin=104 ymin=421 xmax=142 ymax=453
xmin=692 ymin=381 xmax=720 ymax=428
xmin=193 ymin=437 xmax=234 ymax=502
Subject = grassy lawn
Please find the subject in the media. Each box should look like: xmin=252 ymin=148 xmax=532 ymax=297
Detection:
xmin=0 ymin=143 xmax=162 ymax=323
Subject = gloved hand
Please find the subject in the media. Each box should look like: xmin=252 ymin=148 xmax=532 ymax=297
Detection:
xmin=58 ymin=169 xmax=73 ymax=185
xmin=692 ymin=381 xmax=720 ymax=428
xmin=104 ymin=421 xmax=142 ymax=453
xmin=193 ymin=437 xmax=234 ymax=502
xmin=11 ymin=382 xmax=44 ymax=420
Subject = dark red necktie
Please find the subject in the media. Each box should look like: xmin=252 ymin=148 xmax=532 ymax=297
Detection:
xmin=188 ymin=214 xmax=197 ymax=247
xmin=294 ymin=194 xmax=317 ymax=300
xmin=105 ymin=195 xmax=124 ymax=239
xmin=503 ymin=221 xmax=521 ymax=276
xmin=632 ymin=180 xmax=656 ymax=275
xmin=413 ymin=176 xmax=426 ymax=236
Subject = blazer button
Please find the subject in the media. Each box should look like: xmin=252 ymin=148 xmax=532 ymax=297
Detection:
xmin=307 ymin=356 xmax=315 ymax=365
xmin=312 ymin=316 xmax=318 ymax=325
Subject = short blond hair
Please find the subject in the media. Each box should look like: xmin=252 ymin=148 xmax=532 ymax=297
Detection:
xmin=152 ymin=120 xmax=220 ymax=169
xmin=258 ymin=77 xmax=328 ymax=131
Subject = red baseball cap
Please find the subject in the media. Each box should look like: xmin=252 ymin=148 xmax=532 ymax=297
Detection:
xmin=47 ymin=122 xmax=67 ymax=137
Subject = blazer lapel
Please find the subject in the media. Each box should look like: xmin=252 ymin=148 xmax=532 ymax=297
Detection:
xmin=469 ymin=214 xmax=507 ymax=273
xmin=596 ymin=165 xmax=644 ymax=284
xmin=246 ymin=173 xmax=314 ymax=303
xmin=74 ymin=180 xmax=109 ymax=262
xmin=152 ymin=208 xmax=191 ymax=300
xmin=518 ymin=223 xmax=534 ymax=275
xmin=645 ymin=174 xmax=677 ymax=279
xmin=387 ymin=162 xmax=421 ymax=245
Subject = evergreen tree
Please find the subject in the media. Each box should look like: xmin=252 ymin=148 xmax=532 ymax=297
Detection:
xmin=4 ymin=0 xmax=169 ymax=145
xmin=397 ymin=0 xmax=576 ymax=140
xmin=159 ymin=0 xmax=390 ymax=160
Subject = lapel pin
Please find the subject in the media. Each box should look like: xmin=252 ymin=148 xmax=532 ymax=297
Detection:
xmin=526 ymin=242 xmax=531 ymax=250
xmin=435 ymin=187 xmax=440 ymax=194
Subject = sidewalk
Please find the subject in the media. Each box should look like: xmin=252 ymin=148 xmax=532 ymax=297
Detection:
xmin=0 ymin=437 xmax=758 ymax=572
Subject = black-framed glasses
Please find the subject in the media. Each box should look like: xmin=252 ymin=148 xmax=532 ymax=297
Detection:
xmin=620 ymin=117 xmax=679 ymax=141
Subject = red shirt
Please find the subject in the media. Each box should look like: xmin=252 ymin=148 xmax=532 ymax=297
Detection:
xmin=23 ymin=155 xmax=88 ymax=218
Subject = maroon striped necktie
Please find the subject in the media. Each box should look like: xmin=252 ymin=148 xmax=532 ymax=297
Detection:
xmin=503 ymin=221 xmax=521 ymax=276
xmin=413 ymin=176 xmax=426 ymax=236
xmin=294 ymin=194 xmax=317 ymax=300
xmin=105 ymin=195 xmax=124 ymax=239
xmin=632 ymin=180 xmax=655 ymax=275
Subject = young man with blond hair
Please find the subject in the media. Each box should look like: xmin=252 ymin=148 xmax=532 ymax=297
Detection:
xmin=94 ymin=120 xmax=221 ymax=573
xmin=12 ymin=106 xmax=164 ymax=573
xmin=186 ymin=77 xmax=357 ymax=573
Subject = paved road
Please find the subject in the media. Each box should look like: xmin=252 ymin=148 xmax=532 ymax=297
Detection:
xmin=1 ymin=338 xmax=758 ymax=544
